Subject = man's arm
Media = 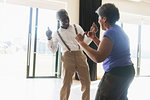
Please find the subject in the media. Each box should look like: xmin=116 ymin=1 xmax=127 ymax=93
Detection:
xmin=47 ymin=38 xmax=59 ymax=53
xmin=75 ymin=24 xmax=92 ymax=45
xmin=46 ymin=28 xmax=59 ymax=53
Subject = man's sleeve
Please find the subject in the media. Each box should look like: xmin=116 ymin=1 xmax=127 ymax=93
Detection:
xmin=47 ymin=31 xmax=59 ymax=53
xmin=76 ymin=24 xmax=92 ymax=45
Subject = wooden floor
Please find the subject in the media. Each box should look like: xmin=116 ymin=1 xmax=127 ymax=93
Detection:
xmin=0 ymin=77 xmax=150 ymax=100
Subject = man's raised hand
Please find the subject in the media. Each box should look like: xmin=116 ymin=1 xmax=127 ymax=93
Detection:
xmin=46 ymin=27 xmax=52 ymax=40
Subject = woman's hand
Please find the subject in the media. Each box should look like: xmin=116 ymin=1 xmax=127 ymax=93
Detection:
xmin=86 ymin=22 xmax=98 ymax=40
xmin=90 ymin=22 xmax=98 ymax=33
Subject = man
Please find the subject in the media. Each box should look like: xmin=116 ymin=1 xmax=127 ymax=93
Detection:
xmin=46 ymin=9 xmax=92 ymax=100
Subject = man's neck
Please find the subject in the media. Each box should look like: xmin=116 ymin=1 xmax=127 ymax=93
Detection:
xmin=61 ymin=24 xmax=69 ymax=29
xmin=61 ymin=26 xmax=68 ymax=29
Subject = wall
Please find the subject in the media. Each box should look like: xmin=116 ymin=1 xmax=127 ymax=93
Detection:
xmin=53 ymin=0 xmax=80 ymax=24
xmin=102 ymin=0 xmax=150 ymax=25
xmin=0 ymin=0 xmax=79 ymax=24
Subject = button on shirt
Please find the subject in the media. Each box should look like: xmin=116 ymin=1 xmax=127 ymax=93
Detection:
xmin=48 ymin=24 xmax=92 ymax=53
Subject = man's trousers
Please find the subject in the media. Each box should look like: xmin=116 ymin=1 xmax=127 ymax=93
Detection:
xmin=60 ymin=51 xmax=91 ymax=100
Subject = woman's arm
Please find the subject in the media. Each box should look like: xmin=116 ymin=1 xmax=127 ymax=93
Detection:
xmin=76 ymin=35 xmax=113 ymax=63
xmin=92 ymin=36 xmax=100 ymax=47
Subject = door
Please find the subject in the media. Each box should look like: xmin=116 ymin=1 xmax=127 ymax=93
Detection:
xmin=27 ymin=8 xmax=61 ymax=78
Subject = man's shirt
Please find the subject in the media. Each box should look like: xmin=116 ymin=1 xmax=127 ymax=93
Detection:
xmin=48 ymin=24 xmax=91 ymax=53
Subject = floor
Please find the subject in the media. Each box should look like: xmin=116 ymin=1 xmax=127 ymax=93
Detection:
xmin=0 ymin=54 xmax=150 ymax=100
xmin=0 ymin=77 xmax=150 ymax=100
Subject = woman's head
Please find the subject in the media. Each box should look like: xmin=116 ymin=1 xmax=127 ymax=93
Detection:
xmin=96 ymin=3 xmax=120 ymax=30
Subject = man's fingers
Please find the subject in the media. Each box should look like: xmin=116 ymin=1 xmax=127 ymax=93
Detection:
xmin=76 ymin=34 xmax=82 ymax=39
xmin=75 ymin=34 xmax=84 ymax=42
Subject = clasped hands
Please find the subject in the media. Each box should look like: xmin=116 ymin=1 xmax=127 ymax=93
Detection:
xmin=75 ymin=22 xmax=98 ymax=44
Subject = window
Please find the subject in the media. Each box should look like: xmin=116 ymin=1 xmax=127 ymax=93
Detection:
xmin=0 ymin=3 xmax=29 ymax=78
xmin=140 ymin=25 xmax=150 ymax=76
xmin=123 ymin=23 xmax=138 ymax=75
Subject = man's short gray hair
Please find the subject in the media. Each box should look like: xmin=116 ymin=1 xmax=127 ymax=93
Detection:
xmin=56 ymin=9 xmax=68 ymax=20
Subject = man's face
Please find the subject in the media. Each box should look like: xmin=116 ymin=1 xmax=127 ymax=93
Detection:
xmin=59 ymin=14 xmax=70 ymax=29
xmin=60 ymin=14 xmax=69 ymax=28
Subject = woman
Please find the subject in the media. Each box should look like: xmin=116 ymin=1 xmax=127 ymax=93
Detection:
xmin=75 ymin=3 xmax=135 ymax=100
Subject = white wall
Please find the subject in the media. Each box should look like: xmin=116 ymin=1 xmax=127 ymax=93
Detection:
xmin=0 ymin=0 xmax=79 ymax=24
xmin=51 ymin=0 xmax=80 ymax=24
xmin=66 ymin=0 xmax=79 ymax=24
xmin=103 ymin=0 xmax=150 ymax=17
xmin=102 ymin=0 xmax=150 ymax=25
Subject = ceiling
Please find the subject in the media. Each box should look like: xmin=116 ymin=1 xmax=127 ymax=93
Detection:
xmin=139 ymin=0 xmax=150 ymax=3
xmin=126 ymin=0 xmax=150 ymax=3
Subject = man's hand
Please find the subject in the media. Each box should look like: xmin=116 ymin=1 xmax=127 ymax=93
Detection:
xmin=75 ymin=34 xmax=85 ymax=44
xmin=46 ymin=27 xmax=52 ymax=40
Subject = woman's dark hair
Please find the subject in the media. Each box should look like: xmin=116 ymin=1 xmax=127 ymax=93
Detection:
xmin=96 ymin=3 xmax=120 ymax=25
